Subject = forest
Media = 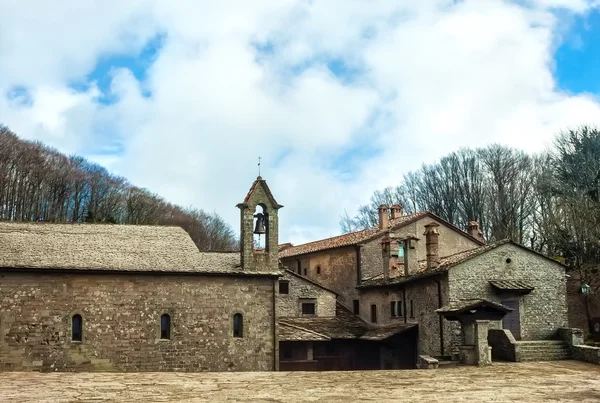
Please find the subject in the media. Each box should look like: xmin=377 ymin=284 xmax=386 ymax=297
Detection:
xmin=341 ymin=126 xmax=600 ymax=316
xmin=0 ymin=125 xmax=237 ymax=251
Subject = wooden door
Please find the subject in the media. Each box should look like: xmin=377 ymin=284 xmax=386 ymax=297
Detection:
xmin=501 ymin=300 xmax=521 ymax=340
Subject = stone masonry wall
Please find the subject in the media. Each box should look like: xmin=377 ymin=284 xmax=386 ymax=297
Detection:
xmin=358 ymin=275 xmax=453 ymax=357
xmin=360 ymin=217 xmax=480 ymax=281
xmin=277 ymin=271 xmax=336 ymax=317
xmin=280 ymin=246 xmax=358 ymax=309
xmin=447 ymin=243 xmax=568 ymax=341
xmin=0 ymin=271 xmax=276 ymax=372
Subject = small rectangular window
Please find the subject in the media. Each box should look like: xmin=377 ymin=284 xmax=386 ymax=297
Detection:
xmin=316 ymin=266 xmax=321 ymax=274
xmin=410 ymin=300 xmax=415 ymax=318
xmin=353 ymin=300 xmax=360 ymax=315
xmin=398 ymin=300 xmax=403 ymax=317
xmin=279 ymin=281 xmax=289 ymax=294
xmin=301 ymin=303 xmax=316 ymax=315
xmin=233 ymin=313 xmax=244 ymax=338
xmin=370 ymin=304 xmax=377 ymax=323
xmin=160 ymin=314 xmax=171 ymax=340
xmin=303 ymin=268 xmax=307 ymax=275
xmin=390 ymin=301 xmax=397 ymax=317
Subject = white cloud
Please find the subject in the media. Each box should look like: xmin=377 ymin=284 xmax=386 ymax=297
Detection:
xmin=1 ymin=0 xmax=600 ymax=246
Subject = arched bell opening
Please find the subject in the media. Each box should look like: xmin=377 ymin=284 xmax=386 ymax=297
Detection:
xmin=253 ymin=204 xmax=269 ymax=251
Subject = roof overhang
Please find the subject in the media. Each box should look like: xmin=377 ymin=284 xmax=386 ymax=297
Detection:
xmin=490 ymin=280 xmax=535 ymax=294
xmin=437 ymin=299 xmax=513 ymax=322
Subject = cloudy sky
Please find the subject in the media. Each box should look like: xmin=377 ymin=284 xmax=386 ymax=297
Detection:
xmin=1 ymin=0 xmax=600 ymax=245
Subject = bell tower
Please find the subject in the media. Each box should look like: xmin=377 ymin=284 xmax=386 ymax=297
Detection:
xmin=236 ymin=176 xmax=283 ymax=273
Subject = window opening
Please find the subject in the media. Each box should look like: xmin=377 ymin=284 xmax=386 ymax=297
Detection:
xmin=353 ymin=300 xmax=360 ymax=315
xmin=410 ymin=300 xmax=415 ymax=318
xmin=160 ymin=314 xmax=171 ymax=340
xmin=301 ymin=303 xmax=316 ymax=315
xmin=72 ymin=314 xmax=83 ymax=342
xmin=253 ymin=205 xmax=267 ymax=251
xmin=279 ymin=281 xmax=289 ymax=294
xmin=233 ymin=313 xmax=244 ymax=338
xmin=370 ymin=304 xmax=377 ymax=323
xmin=391 ymin=301 xmax=397 ymax=317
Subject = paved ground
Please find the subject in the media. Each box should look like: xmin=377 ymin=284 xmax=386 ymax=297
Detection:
xmin=1 ymin=361 xmax=599 ymax=402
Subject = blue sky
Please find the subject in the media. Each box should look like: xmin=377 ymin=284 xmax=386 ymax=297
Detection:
xmin=555 ymin=9 xmax=600 ymax=95
xmin=1 ymin=1 xmax=600 ymax=245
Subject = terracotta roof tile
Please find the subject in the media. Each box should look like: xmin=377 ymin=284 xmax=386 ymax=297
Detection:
xmin=279 ymin=212 xmax=429 ymax=258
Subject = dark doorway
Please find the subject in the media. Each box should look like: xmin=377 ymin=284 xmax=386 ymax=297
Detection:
xmin=501 ymin=300 xmax=521 ymax=340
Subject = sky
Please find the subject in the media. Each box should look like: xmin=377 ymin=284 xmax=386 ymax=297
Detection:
xmin=1 ymin=0 xmax=600 ymax=246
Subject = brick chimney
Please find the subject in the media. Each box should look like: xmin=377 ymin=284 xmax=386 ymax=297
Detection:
xmin=423 ymin=222 xmax=440 ymax=269
xmin=378 ymin=204 xmax=389 ymax=230
xmin=381 ymin=231 xmax=398 ymax=280
xmin=467 ymin=221 xmax=484 ymax=243
xmin=390 ymin=204 xmax=403 ymax=220
xmin=402 ymin=234 xmax=420 ymax=277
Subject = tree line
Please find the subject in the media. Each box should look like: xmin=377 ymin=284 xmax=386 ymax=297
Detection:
xmin=0 ymin=125 xmax=237 ymax=251
xmin=341 ymin=127 xmax=600 ymax=328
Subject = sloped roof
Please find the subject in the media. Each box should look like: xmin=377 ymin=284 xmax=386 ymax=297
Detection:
xmin=280 ymin=303 xmax=416 ymax=341
xmin=490 ymin=279 xmax=535 ymax=292
xmin=279 ymin=212 xmax=429 ymax=258
xmin=358 ymin=239 xmax=564 ymax=288
xmin=279 ymin=322 xmax=330 ymax=341
xmin=240 ymin=176 xmax=283 ymax=209
xmin=436 ymin=299 xmax=513 ymax=314
xmin=0 ymin=222 xmax=269 ymax=275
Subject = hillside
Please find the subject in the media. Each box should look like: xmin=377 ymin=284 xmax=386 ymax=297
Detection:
xmin=0 ymin=125 xmax=237 ymax=251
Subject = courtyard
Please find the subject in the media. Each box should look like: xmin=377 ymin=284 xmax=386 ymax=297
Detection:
xmin=1 ymin=361 xmax=599 ymax=402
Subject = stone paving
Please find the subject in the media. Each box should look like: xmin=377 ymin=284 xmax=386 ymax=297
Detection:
xmin=1 ymin=361 xmax=600 ymax=402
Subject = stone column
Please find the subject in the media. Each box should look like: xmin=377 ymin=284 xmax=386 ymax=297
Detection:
xmin=474 ymin=320 xmax=492 ymax=366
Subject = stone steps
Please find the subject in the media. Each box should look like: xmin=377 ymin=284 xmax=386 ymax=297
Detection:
xmin=516 ymin=341 xmax=573 ymax=362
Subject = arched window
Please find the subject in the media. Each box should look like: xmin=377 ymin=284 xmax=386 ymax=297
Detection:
xmin=72 ymin=314 xmax=83 ymax=342
xmin=233 ymin=313 xmax=243 ymax=338
xmin=160 ymin=314 xmax=171 ymax=340
xmin=253 ymin=205 xmax=268 ymax=251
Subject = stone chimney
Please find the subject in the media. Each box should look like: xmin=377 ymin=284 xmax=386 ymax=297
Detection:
xmin=381 ymin=232 xmax=398 ymax=280
xmin=423 ymin=222 xmax=441 ymax=269
xmin=402 ymin=234 xmax=420 ymax=277
xmin=390 ymin=204 xmax=403 ymax=220
xmin=467 ymin=221 xmax=484 ymax=243
xmin=378 ymin=204 xmax=389 ymax=230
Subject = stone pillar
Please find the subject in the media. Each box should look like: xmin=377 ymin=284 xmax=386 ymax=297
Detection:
xmin=403 ymin=235 xmax=419 ymax=276
xmin=390 ymin=204 xmax=403 ymax=219
xmin=467 ymin=221 xmax=484 ymax=243
xmin=474 ymin=320 xmax=492 ymax=366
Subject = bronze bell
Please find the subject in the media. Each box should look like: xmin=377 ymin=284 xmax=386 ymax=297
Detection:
xmin=253 ymin=213 xmax=267 ymax=234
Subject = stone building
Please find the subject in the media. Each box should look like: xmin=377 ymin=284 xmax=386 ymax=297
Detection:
xmin=279 ymin=206 xmax=571 ymax=367
xmin=0 ymin=176 xmax=283 ymax=372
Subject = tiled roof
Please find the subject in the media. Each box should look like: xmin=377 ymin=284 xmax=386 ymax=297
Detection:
xmin=279 ymin=212 xmax=429 ymax=258
xmin=279 ymin=322 xmax=330 ymax=341
xmin=280 ymin=303 xmax=416 ymax=341
xmin=359 ymin=239 xmax=565 ymax=289
xmin=241 ymin=176 xmax=282 ymax=208
xmin=490 ymin=279 xmax=535 ymax=292
xmin=0 ymin=222 xmax=274 ymax=275
xmin=359 ymin=323 xmax=417 ymax=341
xmin=436 ymin=299 xmax=513 ymax=314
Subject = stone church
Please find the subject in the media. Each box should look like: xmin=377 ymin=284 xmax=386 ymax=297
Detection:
xmin=0 ymin=176 xmax=283 ymax=372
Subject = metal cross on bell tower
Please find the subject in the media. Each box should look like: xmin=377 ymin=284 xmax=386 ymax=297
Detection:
xmin=258 ymin=156 xmax=261 ymax=176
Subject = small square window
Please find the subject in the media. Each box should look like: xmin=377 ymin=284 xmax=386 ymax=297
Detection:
xmin=279 ymin=281 xmax=289 ymax=294
xmin=301 ymin=303 xmax=316 ymax=315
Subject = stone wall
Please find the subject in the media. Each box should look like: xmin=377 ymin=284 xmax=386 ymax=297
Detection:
xmin=280 ymin=246 xmax=359 ymax=308
xmin=573 ymin=345 xmax=600 ymax=365
xmin=358 ymin=275 xmax=453 ymax=357
xmin=447 ymin=243 xmax=569 ymax=341
xmin=487 ymin=329 xmax=517 ymax=361
xmin=0 ymin=271 xmax=277 ymax=372
xmin=277 ymin=271 xmax=337 ymax=317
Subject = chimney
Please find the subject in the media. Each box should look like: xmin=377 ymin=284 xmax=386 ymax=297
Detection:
xmin=378 ymin=204 xmax=389 ymax=230
xmin=381 ymin=232 xmax=398 ymax=280
xmin=390 ymin=204 xmax=403 ymax=220
xmin=467 ymin=221 xmax=484 ymax=243
xmin=402 ymin=234 xmax=420 ymax=277
xmin=423 ymin=222 xmax=440 ymax=269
